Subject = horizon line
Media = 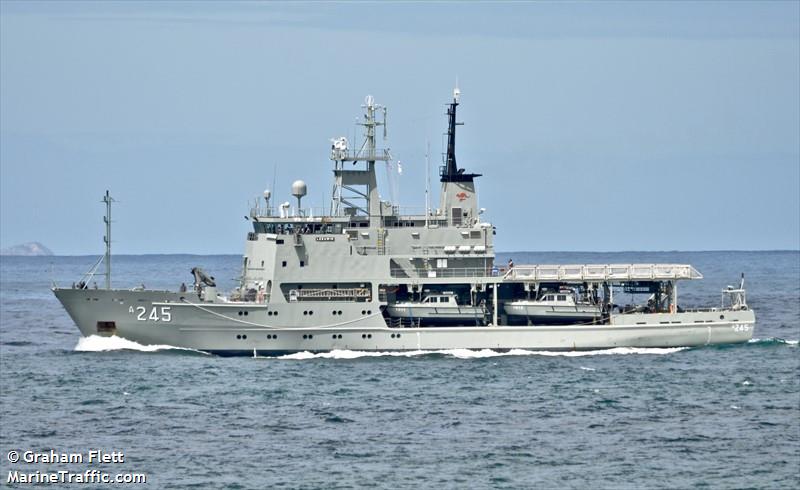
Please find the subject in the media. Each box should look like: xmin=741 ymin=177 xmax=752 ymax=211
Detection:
xmin=4 ymin=249 xmax=799 ymax=258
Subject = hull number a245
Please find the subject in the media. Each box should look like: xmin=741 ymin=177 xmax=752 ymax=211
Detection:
xmin=128 ymin=306 xmax=172 ymax=322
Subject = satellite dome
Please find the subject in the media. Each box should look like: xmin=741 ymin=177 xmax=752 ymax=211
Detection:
xmin=291 ymin=180 xmax=307 ymax=198
xmin=263 ymin=189 xmax=271 ymax=200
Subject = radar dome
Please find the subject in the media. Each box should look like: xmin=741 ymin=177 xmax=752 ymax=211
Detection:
xmin=263 ymin=189 xmax=271 ymax=200
xmin=291 ymin=180 xmax=307 ymax=198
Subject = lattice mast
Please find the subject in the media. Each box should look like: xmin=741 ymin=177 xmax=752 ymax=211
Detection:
xmin=329 ymin=96 xmax=390 ymax=219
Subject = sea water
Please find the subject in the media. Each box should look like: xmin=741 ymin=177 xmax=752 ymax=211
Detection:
xmin=1 ymin=251 xmax=798 ymax=488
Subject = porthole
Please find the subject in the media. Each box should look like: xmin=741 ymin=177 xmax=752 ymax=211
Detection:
xmin=268 ymin=311 xmax=273 ymax=316
xmin=338 ymin=334 xmax=343 ymax=339
xmin=720 ymin=314 xmax=725 ymax=320
xmin=238 ymin=311 xmax=242 ymax=316
xmin=308 ymin=334 xmax=313 ymax=339
xmin=242 ymin=334 xmax=247 ymax=340
xmin=273 ymin=335 xmax=278 ymax=339
xmin=391 ymin=333 xmax=395 ymax=338
xmin=332 ymin=334 xmax=337 ymax=339
xmin=236 ymin=334 xmax=241 ymax=339
xmin=362 ymin=334 xmax=366 ymax=339
xmin=274 ymin=311 xmax=278 ymax=316
xmin=397 ymin=333 xmax=401 ymax=338
xmin=244 ymin=311 xmax=248 ymax=316
xmin=367 ymin=334 xmax=372 ymax=339
xmin=338 ymin=310 xmax=342 ymax=315
xmin=303 ymin=334 xmax=308 ymax=339
xmin=309 ymin=311 xmax=313 ymax=316
xmin=361 ymin=310 xmax=366 ymax=315
xmin=332 ymin=311 xmax=337 ymax=315
xmin=303 ymin=311 xmax=308 ymax=316
xmin=367 ymin=310 xmax=372 ymax=315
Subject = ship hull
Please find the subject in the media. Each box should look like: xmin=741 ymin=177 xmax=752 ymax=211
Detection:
xmin=54 ymin=288 xmax=756 ymax=356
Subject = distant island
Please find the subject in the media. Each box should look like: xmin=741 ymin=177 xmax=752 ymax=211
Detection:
xmin=0 ymin=242 xmax=53 ymax=256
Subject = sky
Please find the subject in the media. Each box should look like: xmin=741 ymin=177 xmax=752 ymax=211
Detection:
xmin=1 ymin=1 xmax=798 ymax=254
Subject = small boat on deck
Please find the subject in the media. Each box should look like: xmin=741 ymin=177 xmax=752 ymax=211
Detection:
xmin=504 ymin=290 xmax=601 ymax=325
xmin=387 ymin=292 xmax=487 ymax=326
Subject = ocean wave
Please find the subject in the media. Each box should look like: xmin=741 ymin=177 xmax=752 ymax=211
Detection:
xmin=276 ymin=346 xmax=687 ymax=360
xmin=74 ymin=335 xmax=209 ymax=354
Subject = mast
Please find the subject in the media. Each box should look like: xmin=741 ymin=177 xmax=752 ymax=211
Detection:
xmin=438 ymin=86 xmax=482 ymax=225
xmin=425 ymin=139 xmax=430 ymax=228
xmin=102 ymin=190 xmax=114 ymax=289
xmin=440 ymin=85 xmax=480 ymax=183
xmin=443 ymin=88 xmax=459 ymax=179
xmin=329 ymin=95 xmax=388 ymax=219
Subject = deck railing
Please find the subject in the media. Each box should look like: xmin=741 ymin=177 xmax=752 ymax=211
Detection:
xmin=357 ymin=245 xmax=494 ymax=256
xmin=390 ymin=263 xmax=702 ymax=281
xmin=288 ymin=288 xmax=371 ymax=302
xmin=504 ymin=264 xmax=703 ymax=282
xmin=390 ymin=267 xmax=496 ymax=278
xmin=331 ymin=148 xmax=391 ymax=161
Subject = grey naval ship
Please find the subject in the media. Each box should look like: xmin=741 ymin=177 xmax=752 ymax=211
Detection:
xmin=53 ymin=89 xmax=756 ymax=356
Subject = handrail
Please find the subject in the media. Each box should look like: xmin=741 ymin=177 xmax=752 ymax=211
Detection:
xmin=503 ymin=264 xmax=703 ymax=281
xmin=390 ymin=267 xmax=495 ymax=278
xmin=357 ymin=245 xmax=493 ymax=256
xmin=289 ymin=288 xmax=370 ymax=300
xmin=331 ymin=148 xmax=391 ymax=161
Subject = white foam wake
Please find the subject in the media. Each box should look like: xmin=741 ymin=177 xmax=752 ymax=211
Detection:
xmin=276 ymin=346 xmax=687 ymax=360
xmin=74 ymin=335 xmax=208 ymax=354
xmin=748 ymin=338 xmax=799 ymax=345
